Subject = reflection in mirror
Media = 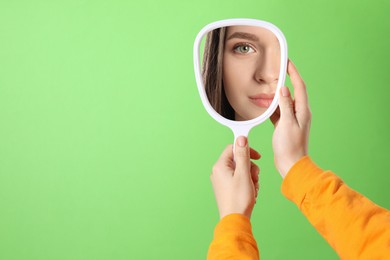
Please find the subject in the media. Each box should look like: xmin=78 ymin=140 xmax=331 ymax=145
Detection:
xmin=201 ymin=26 xmax=281 ymax=121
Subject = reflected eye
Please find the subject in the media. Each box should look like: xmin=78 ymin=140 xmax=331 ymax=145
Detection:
xmin=233 ymin=44 xmax=255 ymax=54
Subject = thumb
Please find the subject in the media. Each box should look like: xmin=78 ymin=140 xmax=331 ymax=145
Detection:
xmin=279 ymin=86 xmax=295 ymax=120
xmin=234 ymin=136 xmax=250 ymax=176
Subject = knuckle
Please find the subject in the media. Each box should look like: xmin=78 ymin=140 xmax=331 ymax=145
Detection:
xmin=305 ymin=109 xmax=312 ymax=122
xmin=306 ymin=107 xmax=312 ymax=117
xmin=211 ymin=164 xmax=220 ymax=174
xmin=212 ymin=162 xmax=225 ymax=175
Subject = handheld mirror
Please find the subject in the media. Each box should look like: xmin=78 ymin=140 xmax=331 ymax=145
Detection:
xmin=193 ymin=19 xmax=288 ymax=144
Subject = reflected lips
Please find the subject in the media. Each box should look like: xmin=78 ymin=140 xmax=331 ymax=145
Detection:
xmin=249 ymin=94 xmax=275 ymax=108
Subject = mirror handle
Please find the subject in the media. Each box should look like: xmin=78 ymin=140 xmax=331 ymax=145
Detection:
xmin=232 ymin=126 xmax=251 ymax=161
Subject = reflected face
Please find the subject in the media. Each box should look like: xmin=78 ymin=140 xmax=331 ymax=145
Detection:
xmin=223 ymin=26 xmax=280 ymax=121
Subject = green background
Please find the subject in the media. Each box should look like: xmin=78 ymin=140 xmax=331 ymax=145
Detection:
xmin=0 ymin=0 xmax=389 ymax=259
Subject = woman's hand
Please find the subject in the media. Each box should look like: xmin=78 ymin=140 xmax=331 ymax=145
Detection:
xmin=271 ymin=60 xmax=311 ymax=178
xmin=210 ymin=136 xmax=261 ymax=219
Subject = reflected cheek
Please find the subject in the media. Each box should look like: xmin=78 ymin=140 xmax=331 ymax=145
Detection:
xmin=223 ymin=57 xmax=253 ymax=107
xmin=223 ymin=72 xmax=242 ymax=101
xmin=223 ymin=62 xmax=250 ymax=92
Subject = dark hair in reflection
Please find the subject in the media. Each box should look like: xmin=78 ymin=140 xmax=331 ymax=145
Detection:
xmin=202 ymin=27 xmax=235 ymax=120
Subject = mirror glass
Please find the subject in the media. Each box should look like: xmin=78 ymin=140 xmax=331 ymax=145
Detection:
xmin=200 ymin=25 xmax=281 ymax=121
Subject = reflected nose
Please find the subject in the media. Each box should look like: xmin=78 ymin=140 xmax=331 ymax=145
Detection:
xmin=254 ymin=52 xmax=279 ymax=85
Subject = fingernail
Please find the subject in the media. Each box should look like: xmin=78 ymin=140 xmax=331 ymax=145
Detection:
xmin=237 ymin=136 xmax=247 ymax=147
xmin=281 ymin=86 xmax=290 ymax=97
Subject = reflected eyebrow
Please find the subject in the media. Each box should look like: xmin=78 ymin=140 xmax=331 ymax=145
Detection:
xmin=226 ymin=32 xmax=259 ymax=42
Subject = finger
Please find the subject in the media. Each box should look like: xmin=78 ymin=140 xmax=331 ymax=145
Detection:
xmin=255 ymin=181 xmax=259 ymax=197
xmin=270 ymin=106 xmax=280 ymax=127
xmin=211 ymin=144 xmax=234 ymax=177
xmin=250 ymin=161 xmax=259 ymax=183
xmin=250 ymin=147 xmax=261 ymax=160
xmin=287 ymin=60 xmax=309 ymax=114
xmin=234 ymin=136 xmax=250 ymax=176
xmin=279 ymin=86 xmax=296 ymax=122
xmin=216 ymin=144 xmax=234 ymax=165
xmin=253 ymin=164 xmax=260 ymax=198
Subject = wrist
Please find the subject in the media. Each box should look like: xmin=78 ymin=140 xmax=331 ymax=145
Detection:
xmin=220 ymin=208 xmax=253 ymax=220
xmin=279 ymin=154 xmax=307 ymax=178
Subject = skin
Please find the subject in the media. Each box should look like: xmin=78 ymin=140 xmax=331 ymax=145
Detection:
xmin=211 ymin=60 xmax=311 ymax=219
xmin=210 ymin=136 xmax=261 ymax=219
xmin=271 ymin=61 xmax=311 ymax=178
xmin=223 ymin=26 xmax=281 ymax=121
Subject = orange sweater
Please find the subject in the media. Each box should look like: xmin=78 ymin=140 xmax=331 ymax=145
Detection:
xmin=207 ymin=156 xmax=390 ymax=259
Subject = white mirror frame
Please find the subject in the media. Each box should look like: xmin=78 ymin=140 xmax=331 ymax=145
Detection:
xmin=193 ymin=18 xmax=288 ymax=143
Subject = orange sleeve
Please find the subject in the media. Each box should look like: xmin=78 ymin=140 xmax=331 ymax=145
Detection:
xmin=282 ymin=156 xmax=390 ymax=259
xmin=207 ymin=213 xmax=259 ymax=260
